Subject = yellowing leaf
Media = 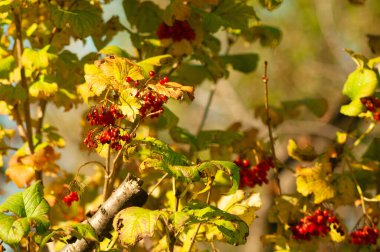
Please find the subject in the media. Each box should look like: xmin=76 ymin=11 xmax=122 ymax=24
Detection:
xmin=287 ymin=139 xmax=317 ymax=162
xmin=22 ymin=46 xmax=57 ymax=71
xmin=296 ymin=163 xmax=335 ymax=204
xmin=113 ymin=207 xmax=164 ymax=246
xmin=119 ymin=89 xmax=141 ymax=122
xmin=5 ymin=160 xmax=35 ymax=188
xmin=29 ymin=76 xmax=58 ymax=99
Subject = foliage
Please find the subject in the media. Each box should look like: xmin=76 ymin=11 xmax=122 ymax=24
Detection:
xmin=1 ymin=0 xmax=380 ymax=251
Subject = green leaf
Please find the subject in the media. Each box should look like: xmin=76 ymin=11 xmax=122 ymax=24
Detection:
xmin=0 ymin=55 xmax=15 ymax=79
xmin=50 ymin=1 xmax=102 ymax=38
xmin=123 ymin=0 xmax=162 ymax=33
xmin=267 ymin=195 xmax=300 ymax=225
xmin=169 ymin=126 xmax=197 ymax=146
xmin=0 ymin=84 xmax=27 ymax=104
xmin=138 ymin=55 xmax=173 ymax=75
xmin=296 ymin=163 xmax=335 ymax=204
xmin=282 ymin=98 xmax=328 ymax=117
xmin=214 ymin=0 xmax=257 ymax=29
xmin=340 ymin=51 xmax=379 ymax=116
xmin=29 ymin=76 xmax=58 ymax=99
xmin=99 ymin=46 xmax=129 ymax=57
xmin=0 ymin=0 xmax=12 ymax=13
xmin=203 ymin=12 xmax=224 ymax=33
xmin=259 ymin=0 xmax=283 ymax=11
xmin=217 ymin=189 xmax=261 ymax=225
xmin=367 ymin=34 xmax=380 ymax=54
xmin=342 ymin=68 xmax=378 ymax=100
xmin=220 ymin=54 xmax=259 ymax=73
xmin=193 ymin=161 xmax=240 ymax=195
xmin=113 ymin=207 xmax=164 ymax=246
xmin=244 ymin=25 xmax=282 ymax=47
xmin=182 ymin=201 xmax=249 ymax=246
xmin=287 ymin=139 xmax=317 ymax=162
xmin=0 ymin=214 xmax=29 ymax=245
xmin=197 ymin=130 xmax=243 ymax=150
xmin=363 ymin=138 xmax=380 ymax=162
xmin=69 ymin=223 xmax=98 ymax=242
xmin=332 ymin=174 xmax=356 ymax=206
xmin=0 ymin=181 xmax=50 ymax=244
xmin=22 ymin=46 xmax=57 ymax=71
xmin=175 ymin=64 xmax=211 ymax=85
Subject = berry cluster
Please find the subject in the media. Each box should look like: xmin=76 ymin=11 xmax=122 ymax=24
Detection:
xmin=84 ymin=104 xmax=131 ymax=150
xmin=291 ymin=209 xmax=344 ymax=241
xmin=86 ymin=105 xmax=123 ymax=126
xmin=234 ymin=158 xmax=274 ymax=188
xmin=156 ymin=20 xmax=196 ymax=42
xmin=62 ymin=191 xmax=79 ymax=206
xmin=360 ymin=96 xmax=380 ymax=122
xmin=139 ymin=92 xmax=168 ymax=118
xmin=350 ymin=225 xmax=379 ymax=245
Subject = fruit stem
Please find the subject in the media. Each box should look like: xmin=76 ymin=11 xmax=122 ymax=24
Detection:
xmin=148 ymin=173 xmax=169 ymax=196
xmin=351 ymin=121 xmax=376 ymax=148
xmin=262 ymin=61 xmax=281 ymax=196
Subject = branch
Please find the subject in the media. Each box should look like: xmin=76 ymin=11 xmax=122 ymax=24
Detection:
xmin=60 ymin=174 xmax=148 ymax=252
xmin=262 ymin=61 xmax=281 ymax=196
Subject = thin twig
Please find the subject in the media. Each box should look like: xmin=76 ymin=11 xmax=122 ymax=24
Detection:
xmin=351 ymin=122 xmax=376 ymax=149
xmin=262 ymin=61 xmax=281 ymax=196
xmin=197 ymin=83 xmax=217 ymax=134
xmin=147 ymin=173 xmax=169 ymax=196
xmin=103 ymin=145 xmax=112 ymax=202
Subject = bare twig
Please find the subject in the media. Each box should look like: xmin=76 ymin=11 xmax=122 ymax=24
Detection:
xmin=262 ymin=61 xmax=281 ymax=196
xmin=148 ymin=173 xmax=169 ymax=196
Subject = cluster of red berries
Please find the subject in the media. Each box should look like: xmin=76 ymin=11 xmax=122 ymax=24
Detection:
xmin=291 ymin=209 xmax=344 ymax=241
xmin=86 ymin=105 xmax=123 ymax=126
xmin=360 ymin=96 xmax=380 ymax=122
xmin=62 ymin=191 xmax=79 ymax=207
xmin=350 ymin=225 xmax=379 ymax=245
xmin=234 ymin=158 xmax=274 ymax=188
xmin=156 ymin=20 xmax=196 ymax=42
xmin=84 ymin=104 xmax=131 ymax=150
xmin=139 ymin=92 xmax=168 ymax=118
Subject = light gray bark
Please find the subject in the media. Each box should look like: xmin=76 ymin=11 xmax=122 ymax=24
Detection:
xmin=60 ymin=174 xmax=147 ymax=252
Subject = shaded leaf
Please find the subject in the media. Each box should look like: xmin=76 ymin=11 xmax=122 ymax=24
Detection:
xmin=50 ymin=1 xmax=102 ymax=38
xmin=182 ymin=200 xmax=249 ymax=246
xmin=0 ymin=55 xmax=15 ymax=79
xmin=244 ymin=25 xmax=282 ymax=47
xmin=287 ymin=139 xmax=317 ymax=162
xmin=259 ymin=0 xmax=283 ymax=11
xmin=221 ymin=54 xmax=259 ymax=73
xmin=214 ymin=0 xmax=257 ymax=29
xmin=282 ymin=98 xmax=328 ymax=117
xmin=367 ymin=34 xmax=380 ymax=54
xmin=363 ymin=138 xmax=380 ymax=162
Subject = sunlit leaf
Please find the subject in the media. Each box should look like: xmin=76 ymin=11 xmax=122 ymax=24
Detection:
xmin=113 ymin=207 xmax=165 ymax=246
xmin=296 ymin=163 xmax=335 ymax=204
xmin=0 ymin=181 xmax=50 ymax=244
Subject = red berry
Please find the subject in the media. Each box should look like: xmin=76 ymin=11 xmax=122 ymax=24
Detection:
xmin=149 ymin=71 xmax=155 ymax=77
xmin=125 ymin=76 xmax=133 ymax=82
xmin=159 ymin=79 xmax=166 ymax=85
xmin=163 ymin=76 xmax=169 ymax=83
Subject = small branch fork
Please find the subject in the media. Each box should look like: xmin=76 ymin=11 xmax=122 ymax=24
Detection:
xmin=262 ymin=61 xmax=281 ymax=196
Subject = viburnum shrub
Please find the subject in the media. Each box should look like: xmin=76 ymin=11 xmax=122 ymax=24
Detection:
xmin=0 ymin=0 xmax=380 ymax=252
